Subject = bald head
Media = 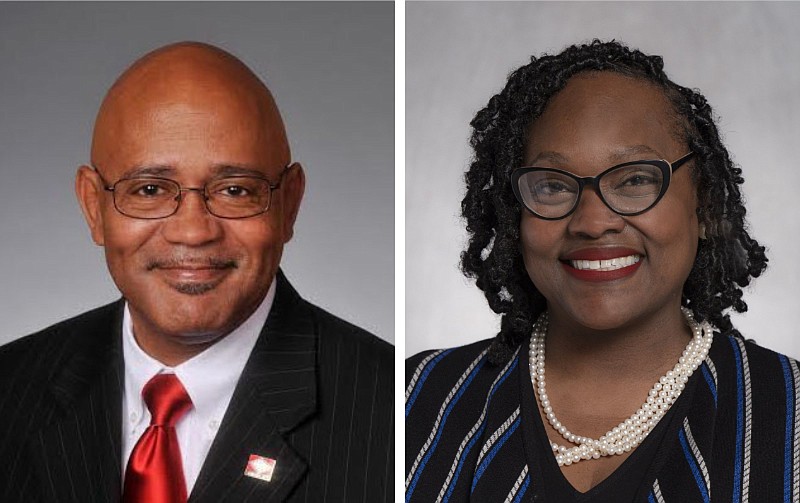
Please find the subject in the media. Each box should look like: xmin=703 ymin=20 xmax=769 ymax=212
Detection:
xmin=91 ymin=42 xmax=290 ymax=170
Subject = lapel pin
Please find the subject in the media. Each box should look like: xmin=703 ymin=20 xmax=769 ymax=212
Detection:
xmin=245 ymin=454 xmax=277 ymax=482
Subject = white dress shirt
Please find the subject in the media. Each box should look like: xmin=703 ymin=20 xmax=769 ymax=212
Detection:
xmin=121 ymin=279 xmax=276 ymax=493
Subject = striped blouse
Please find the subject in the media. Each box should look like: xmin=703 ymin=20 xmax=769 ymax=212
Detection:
xmin=406 ymin=333 xmax=800 ymax=502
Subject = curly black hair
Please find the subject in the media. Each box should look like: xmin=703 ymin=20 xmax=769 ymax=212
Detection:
xmin=460 ymin=40 xmax=768 ymax=364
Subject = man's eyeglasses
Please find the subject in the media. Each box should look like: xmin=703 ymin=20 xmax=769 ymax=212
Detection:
xmin=93 ymin=164 xmax=294 ymax=220
xmin=511 ymin=152 xmax=695 ymax=220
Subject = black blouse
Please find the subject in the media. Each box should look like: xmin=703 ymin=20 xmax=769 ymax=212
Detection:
xmin=406 ymin=333 xmax=800 ymax=502
xmin=521 ymin=341 xmax=686 ymax=502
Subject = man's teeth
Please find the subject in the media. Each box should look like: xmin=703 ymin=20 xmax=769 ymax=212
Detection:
xmin=570 ymin=255 xmax=640 ymax=271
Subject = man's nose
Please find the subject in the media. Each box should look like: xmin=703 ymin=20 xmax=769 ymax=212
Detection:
xmin=565 ymin=188 xmax=626 ymax=238
xmin=160 ymin=188 xmax=224 ymax=245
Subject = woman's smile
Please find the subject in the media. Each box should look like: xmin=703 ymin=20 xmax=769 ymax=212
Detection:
xmin=560 ymin=248 xmax=643 ymax=282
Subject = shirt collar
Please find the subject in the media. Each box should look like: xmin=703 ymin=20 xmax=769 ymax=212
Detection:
xmin=122 ymin=279 xmax=277 ymax=423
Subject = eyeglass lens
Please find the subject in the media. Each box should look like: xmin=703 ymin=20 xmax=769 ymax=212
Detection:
xmin=517 ymin=163 xmax=665 ymax=219
xmin=113 ymin=177 xmax=273 ymax=219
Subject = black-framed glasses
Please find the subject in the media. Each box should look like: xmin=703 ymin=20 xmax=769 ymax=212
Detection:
xmin=93 ymin=164 xmax=294 ymax=219
xmin=511 ymin=152 xmax=694 ymax=220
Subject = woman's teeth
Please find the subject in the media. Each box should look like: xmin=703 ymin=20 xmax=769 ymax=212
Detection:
xmin=570 ymin=255 xmax=641 ymax=271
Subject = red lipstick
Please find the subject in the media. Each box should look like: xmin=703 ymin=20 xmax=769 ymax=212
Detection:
xmin=560 ymin=247 xmax=642 ymax=282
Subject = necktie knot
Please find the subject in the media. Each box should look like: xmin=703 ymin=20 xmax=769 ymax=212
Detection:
xmin=143 ymin=373 xmax=192 ymax=426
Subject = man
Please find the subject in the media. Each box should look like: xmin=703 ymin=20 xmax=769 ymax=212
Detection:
xmin=0 ymin=42 xmax=393 ymax=502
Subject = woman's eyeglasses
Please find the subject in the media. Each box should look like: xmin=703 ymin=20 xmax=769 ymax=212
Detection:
xmin=511 ymin=152 xmax=695 ymax=220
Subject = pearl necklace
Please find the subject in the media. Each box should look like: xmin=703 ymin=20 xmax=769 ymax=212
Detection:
xmin=528 ymin=307 xmax=713 ymax=466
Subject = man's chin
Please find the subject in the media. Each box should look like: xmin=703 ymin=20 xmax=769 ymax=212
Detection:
xmin=171 ymin=281 xmax=219 ymax=295
xmin=137 ymin=288 xmax=234 ymax=331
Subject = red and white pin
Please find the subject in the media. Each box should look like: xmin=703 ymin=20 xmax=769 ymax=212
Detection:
xmin=244 ymin=454 xmax=277 ymax=482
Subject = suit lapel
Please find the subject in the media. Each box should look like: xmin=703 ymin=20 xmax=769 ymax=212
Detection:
xmin=32 ymin=302 xmax=124 ymax=502
xmin=190 ymin=273 xmax=317 ymax=502
xmin=27 ymin=275 xmax=317 ymax=502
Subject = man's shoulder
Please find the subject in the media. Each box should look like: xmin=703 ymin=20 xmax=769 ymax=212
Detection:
xmin=275 ymin=270 xmax=392 ymax=362
xmin=302 ymin=299 xmax=393 ymax=370
xmin=0 ymin=301 xmax=121 ymax=378
xmin=0 ymin=301 xmax=121 ymax=459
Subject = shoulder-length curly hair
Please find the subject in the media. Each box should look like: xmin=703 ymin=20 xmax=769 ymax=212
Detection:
xmin=460 ymin=40 xmax=767 ymax=364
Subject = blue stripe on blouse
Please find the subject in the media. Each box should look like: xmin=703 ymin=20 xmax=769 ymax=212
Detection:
xmin=406 ymin=354 xmax=487 ymax=502
xmin=679 ymin=427 xmax=710 ymax=503
xmin=442 ymin=423 xmax=486 ymax=503
xmin=780 ymin=354 xmax=794 ymax=503
xmin=701 ymin=363 xmax=717 ymax=406
xmin=406 ymin=348 xmax=455 ymax=417
xmin=512 ymin=474 xmax=531 ymax=503
xmin=442 ymin=357 xmax=519 ymax=502
xmin=471 ymin=415 xmax=521 ymax=491
xmin=729 ymin=336 xmax=744 ymax=503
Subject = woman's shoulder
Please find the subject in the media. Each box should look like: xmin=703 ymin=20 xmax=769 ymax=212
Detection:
xmin=405 ymin=339 xmax=526 ymax=503
xmin=405 ymin=337 xmax=524 ymax=394
xmin=710 ymin=332 xmax=797 ymax=368
xmin=406 ymin=338 xmax=496 ymax=380
xmin=707 ymin=331 xmax=800 ymax=397
xmin=405 ymin=337 xmax=523 ymax=421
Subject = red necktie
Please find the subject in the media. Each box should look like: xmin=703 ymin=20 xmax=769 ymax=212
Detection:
xmin=123 ymin=373 xmax=193 ymax=503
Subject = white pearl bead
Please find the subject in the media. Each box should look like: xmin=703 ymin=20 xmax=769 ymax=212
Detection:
xmin=531 ymin=307 xmax=714 ymax=466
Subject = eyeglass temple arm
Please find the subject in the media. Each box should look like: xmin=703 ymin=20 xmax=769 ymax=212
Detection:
xmin=271 ymin=163 xmax=297 ymax=188
xmin=671 ymin=151 xmax=695 ymax=172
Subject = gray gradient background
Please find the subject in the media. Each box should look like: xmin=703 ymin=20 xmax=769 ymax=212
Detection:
xmin=407 ymin=2 xmax=800 ymax=357
xmin=0 ymin=2 xmax=394 ymax=344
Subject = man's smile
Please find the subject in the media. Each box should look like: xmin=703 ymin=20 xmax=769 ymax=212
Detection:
xmin=156 ymin=266 xmax=232 ymax=283
xmin=145 ymin=258 xmax=239 ymax=294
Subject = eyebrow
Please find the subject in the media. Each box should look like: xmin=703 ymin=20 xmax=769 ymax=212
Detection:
xmin=119 ymin=163 xmax=269 ymax=179
xmin=528 ymin=145 xmax=666 ymax=167
xmin=210 ymin=164 xmax=270 ymax=178
xmin=606 ymin=145 xmax=665 ymax=162
xmin=120 ymin=166 xmax=176 ymax=178
xmin=528 ymin=151 xmax=570 ymax=166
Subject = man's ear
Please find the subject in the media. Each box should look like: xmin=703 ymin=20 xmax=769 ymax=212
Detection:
xmin=280 ymin=162 xmax=305 ymax=243
xmin=75 ymin=165 xmax=107 ymax=246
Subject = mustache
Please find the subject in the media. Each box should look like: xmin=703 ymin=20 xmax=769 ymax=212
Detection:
xmin=145 ymin=256 xmax=239 ymax=271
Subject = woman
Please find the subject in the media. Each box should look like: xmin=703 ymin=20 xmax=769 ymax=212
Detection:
xmin=406 ymin=40 xmax=794 ymax=502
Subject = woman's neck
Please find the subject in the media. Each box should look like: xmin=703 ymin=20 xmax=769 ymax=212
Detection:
xmin=542 ymin=305 xmax=692 ymax=383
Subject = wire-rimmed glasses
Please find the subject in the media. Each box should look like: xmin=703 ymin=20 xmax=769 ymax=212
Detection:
xmin=93 ymin=164 xmax=294 ymax=219
xmin=511 ymin=152 xmax=694 ymax=220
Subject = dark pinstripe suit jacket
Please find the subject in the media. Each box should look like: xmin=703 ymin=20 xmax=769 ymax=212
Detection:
xmin=0 ymin=272 xmax=394 ymax=502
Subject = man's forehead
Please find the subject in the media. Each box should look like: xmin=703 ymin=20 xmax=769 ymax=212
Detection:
xmin=91 ymin=42 xmax=290 ymax=170
xmin=109 ymin=42 xmax=260 ymax=94
xmin=100 ymin=44 xmax=273 ymax=121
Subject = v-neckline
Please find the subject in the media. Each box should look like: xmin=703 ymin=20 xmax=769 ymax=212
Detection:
xmin=516 ymin=335 xmax=700 ymax=501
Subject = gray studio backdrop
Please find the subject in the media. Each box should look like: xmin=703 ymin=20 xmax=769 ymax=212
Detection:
xmin=0 ymin=2 xmax=394 ymax=344
xmin=406 ymin=1 xmax=800 ymax=357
